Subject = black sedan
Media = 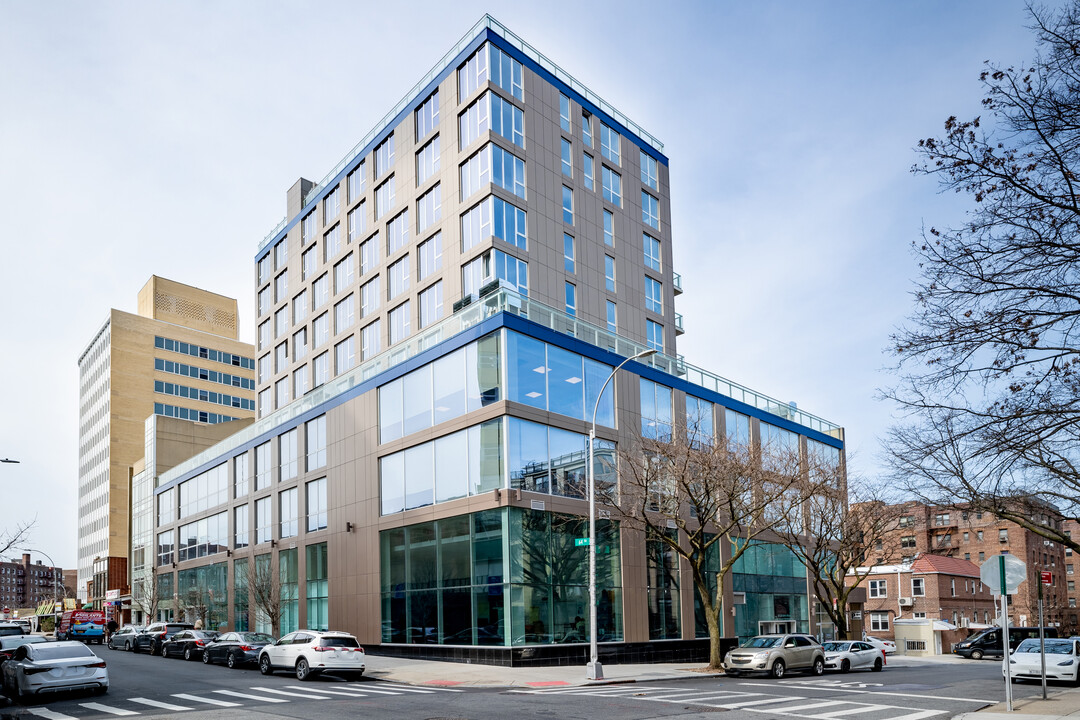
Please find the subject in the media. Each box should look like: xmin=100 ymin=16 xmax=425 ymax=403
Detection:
xmin=202 ymin=632 xmax=275 ymax=668
xmin=161 ymin=630 xmax=220 ymax=661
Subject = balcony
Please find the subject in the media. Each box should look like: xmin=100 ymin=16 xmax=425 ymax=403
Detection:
xmin=673 ymin=272 xmax=683 ymax=295
xmin=674 ymin=313 xmax=684 ymax=336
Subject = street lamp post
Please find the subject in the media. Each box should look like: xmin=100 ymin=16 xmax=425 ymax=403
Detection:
xmin=587 ymin=347 xmax=656 ymax=681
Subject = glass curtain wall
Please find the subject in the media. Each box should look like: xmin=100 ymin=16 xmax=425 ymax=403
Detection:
xmin=233 ymin=558 xmax=249 ymax=632
xmin=731 ymin=541 xmax=809 ymax=639
xmin=280 ymin=549 xmax=299 ymax=635
xmin=176 ymin=563 xmax=228 ymax=631
xmin=306 ymin=543 xmax=329 ymax=631
xmin=647 ymin=530 xmax=681 ymax=640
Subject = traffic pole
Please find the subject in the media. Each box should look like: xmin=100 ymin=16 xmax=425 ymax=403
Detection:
xmin=1001 ymin=557 xmax=1012 ymax=712
xmin=1038 ymin=578 xmax=1046 ymax=700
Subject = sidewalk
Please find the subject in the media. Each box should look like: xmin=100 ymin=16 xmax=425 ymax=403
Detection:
xmin=955 ymin=687 xmax=1080 ymax=720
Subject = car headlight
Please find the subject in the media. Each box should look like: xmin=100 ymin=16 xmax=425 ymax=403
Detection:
xmin=754 ymin=652 xmax=770 ymax=661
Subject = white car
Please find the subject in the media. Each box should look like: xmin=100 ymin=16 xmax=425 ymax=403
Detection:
xmin=1004 ymin=638 xmax=1080 ymax=683
xmin=822 ymin=641 xmax=886 ymax=673
xmin=258 ymin=630 xmax=365 ymax=681
xmin=1 ymin=641 xmax=108 ymax=698
xmin=864 ymin=635 xmax=897 ymax=655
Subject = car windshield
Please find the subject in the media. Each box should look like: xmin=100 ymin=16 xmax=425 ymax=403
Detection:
xmin=31 ymin=645 xmax=94 ymax=661
xmin=740 ymin=636 xmax=782 ymax=649
xmin=318 ymin=637 xmax=359 ymax=647
xmin=193 ymin=631 xmax=219 ymax=639
xmin=823 ymin=642 xmax=851 ymax=652
xmin=0 ymin=627 xmax=24 ymax=637
xmin=0 ymin=636 xmax=44 ymax=649
xmin=1017 ymin=639 xmax=1073 ymax=654
xmin=240 ymin=633 xmax=274 ymax=643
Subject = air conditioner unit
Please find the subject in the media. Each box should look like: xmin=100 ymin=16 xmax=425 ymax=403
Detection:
xmin=898 ymin=597 xmax=913 ymax=607
xmin=452 ymin=295 xmax=474 ymax=313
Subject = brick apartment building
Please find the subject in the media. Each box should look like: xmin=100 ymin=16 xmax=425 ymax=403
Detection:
xmin=0 ymin=553 xmax=64 ymax=610
xmin=872 ymin=501 xmax=1074 ymax=634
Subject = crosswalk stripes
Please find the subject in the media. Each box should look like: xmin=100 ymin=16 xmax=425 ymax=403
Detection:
xmin=212 ymin=689 xmax=290 ymax=703
xmin=77 ymin=704 xmax=138 ymax=717
xmin=378 ymin=683 xmax=465 ymax=692
xmin=27 ymin=709 xmax=79 ymax=720
xmin=281 ymin=685 xmax=368 ymax=697
xmin=126 ymin=698 xmax=192 ymax=711
xmin=248 ymin=686 xmax=331 ymax=699
xmin=170 ymin=693 xmax=242 ymax=707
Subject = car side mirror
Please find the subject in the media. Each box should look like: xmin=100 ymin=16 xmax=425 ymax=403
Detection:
xmin=785 ymin=641 xmax=796 ymax=648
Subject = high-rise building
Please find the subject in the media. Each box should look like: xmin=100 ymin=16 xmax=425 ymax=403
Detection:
xmin=145 ymin=16 xmax=845 ymax=662
xmin=77 ymin=276 xmax=256 ymax=605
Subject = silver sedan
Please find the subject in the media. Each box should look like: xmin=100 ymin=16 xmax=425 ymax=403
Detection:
xmin=822 ymin=640 xmax=885 ymax=673
xmin=1 ymin=641 xmax=108 ymax=698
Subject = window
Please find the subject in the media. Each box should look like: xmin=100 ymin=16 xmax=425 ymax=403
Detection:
xmin=979 ymin=551 xmax=986 ymax=562
xmin=604 ymin=210 xmax=614 ymax=246
xmin=559 ymin=93 xmax=571 ymax=131
xmin=644 ymin=234 xmax=661 ymax=270
xmin=600 ymin=124 xmax=620 ymax=165
xmin=462 ymin=249 xmax=528 ymax=298
xmin=258 ymin=254 xmax=270 ymax=286
xmin=1000 ymin=529 xmax=1009 ymax=542
xmin=335 ymin=336 xmax=355 ymax=373
xmin=313 ymin=352 xmax=329 ymax=387
xmin=934 ymin=513 xmax=950 ymax=526
xmin=323 ymin=224 xmax=342 ymax=262
xmin=561 ymin=138 xmax=572 ymax=177
xmin=646 ymin=320 xmax=664 ymax=352
xmin=375 ymin=176 xmax=395 ymax=220
xmin=460 ymin=195 xmax=527 ymax=251
xmin=899 ymin=515 xmax=914 ymax=527
xmin=334 ymin=253 xmax=354 ymax=294
xmin=459 ymin=91 xmax=524 ymax=149
xmin=460 ymin=143 xmax=526 ymax=200
xmin=313 ymin=273 xmax=329 ymax=309
xmin=293 ymin=366 xmax=308 ymax=398
xmin=234 ymin=505 xmax=249 ymax=549
xmin=563 ymin=233 xmax=575 ymax=273
xmin=640 ymin=378 xmax=673 ymax=440
xmin=258 ymin=320 xmax=270 ymax=351
xmin=418 ymin=232 xmax=442 ymax=280
xmin=387 ymin=209 xmax=410 ymax=255
xmin=255 ymin=497 xmax=271 ymax=544
xmin=912 ymin=577 xmax=925 ymax=596
xmin=258 ymin=287 xmax=270 ymax=317
xmin=306 ymin=543 xmax=329 ymax=632
xmin=361 ymin=320 xmax=381 ymax=360
xmin=869 ymin=579 xmax=887 ymax=598
xmin=388 ymin=256 xmax=410 ymax=299
xmin=292 ymin=327 xmax=307 ymax=362
xmin=582 ymin=112 xmax=593 ymax=147
xmin=963 ymin=531 xmax=969 ymax=543
xmin=415 ymin=90 xmax=439 ymax=141
xmin=374 ymin=134 xmax=394 ymax=178
xmin=361 ymin=277 xmax=381 ymax=317
xmin=565 ymin=282 xmax=576 ymax=317
xmin=306 ymin=478 xmax=328 ymax=532
xmin=606 ymin=300 xmax=617 ymax=333
xmin=279 ymin=428 xmax=298 ymax=480
xmin=605 ymin=255 xmax=616 ymax=292
xmin=645 ymin=276 xmax=663 ymax=314
xmin=348 ymin=203 xmax=366 ymax=244
xmin=323 ymin=185 xmax=340 ymax=226
xmin=292 ymin=290 xmax=308 ymax=325
xmin=1068 ymin=564 xmax=1074 ymax=575
xmin=234 ymin=453 xmax=249 ymax=498
xmin=583 ymin=153 xmax=594 ymax=190
xmin=360 ymin=234 xmax=379 ymax=275
xmin=416 ymin=136 xmax=440 ymax=185
xmin=280 ymin=487 xmax=298 ymax=539
xmin=458 ymin=42 xmax=522 ymax=101
xmin=389 ymin=302 xmax=411 ymax=345
xmin=301 ymin=212 xmax=317 ymax=247
xmin=419 ymin=282 xmax=443 ymax=328
xmin=255 ymin=441 xmax=271 ymax=491
xmin=274 ymin=271 xmax=288 ymax=304
xmin=977 ymin=530 xmax=984 ymax=541
xmin=274 ymin=342 xmax=288 ymax=373
xmin=562 ymin=186 xmax=573 ymax=224
xmin=275 ymin=239 xmax=287 ymax=269
xmin=348 ymin=161 xmax=366 ymax=203
xmin=901 ymin=535 xmax=916 ymax=549
xmin=642 ymin=191 xmax=660 ymax=229
xmin=641 ymin=150 xmax=658 ymax=190
xmin=313 ymin=312 xmax=328 ymax=348
xmin=305 ymin=415 xmax=326 ymax=471
xmin=302 ymin=246 xmax=316 ymax=281
xmin=274 ymin=307 xmax=287 ymax=339
xmin=602 ymin=166 xmax=622 ymax=206
xmin=417 ymin=184 xmax=442 ymax=232
xmin=334 ymin=294 xmax=355 ymax=334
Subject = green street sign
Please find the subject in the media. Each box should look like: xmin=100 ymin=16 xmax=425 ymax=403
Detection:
xmin=575 ymin=538 xmax=590 ymax=546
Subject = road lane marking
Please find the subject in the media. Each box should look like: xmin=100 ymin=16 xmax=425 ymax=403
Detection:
xmin=650 ymin=692 xmax=767 ymax=703
xmin=283 ymin=685 xmax=371 ymax=697
xmin=213 ymin=690 xmax=290 ymax=703
xmin=379 ymin=683 xmax=463 ymax=692
xmin=750 ymin=700 xmax=845 ymax=713
xmin=25 ymin=710 xmax=78 ymax=720
xmin=78 ymin=703 xmax=139 ymax=716
xmin=887 ymin=711 xmax=948 ymax=720
xmin=811 ymin=704 xmax=893 ymax=717
xmin=128 ymin=698 xmax=192 ymax=711
xmin=248 ymin=686 xmax=331 ymax=699
xmin=322 ymin=685 xmax=401 ymax=696
xmin=737 ymin=682 xmax=991 ymax=703
xmin=172 ymin=693 xmax=242 ymax=707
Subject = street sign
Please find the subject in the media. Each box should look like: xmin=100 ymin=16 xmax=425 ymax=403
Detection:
xmin=1041 ymin=571 xmax=1053 ymax=585
xmin=980 ymin=554 xmax=1027 ymax=595
xmin=574 ymin=538 xmax=590 ymax=547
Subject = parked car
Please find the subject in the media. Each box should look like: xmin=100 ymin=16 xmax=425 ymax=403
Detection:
xmin=723 ymin=634 xmax=826 ymax=679
xmin=863 ymin=636 xmax=897 ymax=655
xmin=57 ymin=610 xmax=106 ymax=644
xmin=954 ymin=626 xmax=1059 ymax=660
xmin=132 ymin=622 xmax=194 ymax=655
xmin=822 ymin=641 xmax=886 ymax=673
xmin=11 ymin=620 xmax=31 ymax=634
xmin=107 ymin=625 xmax=143 ymax=651
xmin=0 ymin=635 xmax=48 ymax=664
xmin=202 ymin=631 xmax=275 ymax=668
xmin=161 ymin=630 xmax=220 ymax=661
xmin=258 ymin=630 xmax=366 ymax=680
xmin=0 ymin=641 xmax=108 ymax=698
xmin=0 ymin=623 xmax=27 ymax=638
xmin=1004 ymin=638 xmax=1080 ymax=683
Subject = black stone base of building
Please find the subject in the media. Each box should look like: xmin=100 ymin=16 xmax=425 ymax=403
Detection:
xmin=369 ymin=638 xmax=739 ymax=667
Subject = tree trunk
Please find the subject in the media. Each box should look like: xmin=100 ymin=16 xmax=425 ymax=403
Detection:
xmin=706 ymin=610 xmax=723 ymax=669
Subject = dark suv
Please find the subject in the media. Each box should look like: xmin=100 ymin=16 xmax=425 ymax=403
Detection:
xmin=133 ymin=622 xmax=194 ymax=655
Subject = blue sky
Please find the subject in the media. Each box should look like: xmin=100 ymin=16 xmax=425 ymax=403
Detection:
xmin=0 ymin=1 xmax=1045 ymax=568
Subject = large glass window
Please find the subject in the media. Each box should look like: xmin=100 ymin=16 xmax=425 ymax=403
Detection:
xmin=361 ymin=320 xmax=381 ymax=360
xmin=606 ymin=300 xmax=617 ymax=333
xmin=387 ymin=209 xmax=410 ymax=255
xmin=508 ymin=417 xmax=616 ymax=499
xmin=641 ymin=150 xmax=659 ymax=190
xmin=335 ymin=336 xmax=355 ymax=374
xmin=462 ymin=249 xmax=528 ymax=298
xmin=602 ymin=166 xmax=622 ymax=206
xmin=604 ymin=210 xmax=614 ymax=246
xmin=761 ymin=422 xmax=800 ymax=468
xmin=418 ymin=184 xmax=442 ymax=233
xmin=458 ymin=42 xmax=523 ymax=101
xmin=644 ymin=233 xmax=661 ymax=271
xmin=279 ymin=429 xmax=298 ymax=481
xmin=686 ymin=396 xmax=715 ymax=446
xmin=564 ymin=282 xmax=576 ymax=317
xmin=323 ymin=185 xmax=340 ymax=226
xmin=313 ymin=312 xmax=328 ymax=348
xmin=388 ymin=256 xmax=410 ymax=300
xmin=415 ymin=90 xmax=439 ymax=141
xmin=374 ymin=134 xmax=395 ymax=178
xmin=460 ymin=143 xmax=526 ymax=201
xmin=306 ymin=415 xmax=326 ymax=471
xmin=561 ymin=138 xmax=573 ymax=177
xmin=461 ymin=195 xmax=527 ymax=252
xmin=280 ymin=487 xmax=298 ymax=539
xmin=389 ymin=302 xmax=411 ymax=345
xmin=334 ymin=293 xmax=355 ymax=333
xmin=255 ymin=442 xmax=271 ymax=491
xmin=348 ymin=160 xmax=366 ymax=203
xmin=559 ymin=93 xmax=571 ymax=131
xmin=255 ymin=497 xmax=271 ymax=544
xmin=562 ymin=186 xmax=573 ymax=224
xmin=306 ymin=478 xmax=327 ymax=532
xmin=642 ymin=191 xmax=660 ymax=229
xmin=506 ymin=330 xmax=614 ymax=427
xmin=459 ymin=91 xmax=524 ymax=149
xmin=645 ymin=276 xmax=663 ymax=315
xmin=233 ymin=453 xmax=249 ymax=498
xmin=360 ymin=233 xmax=379 ymax=275
xmin=313 ymin=352 xmax=329 ymax=387
xmin=280 ymin=548 xmax=299 ymax=635
xmin=333 ymin=253 xmax=354 ymax=294
xmin=158 ymin=487 xmax=176 ymax=526
xmin=419 ymin=282 xmax=444 ymax=328
xmin=416 ymin=135 xmax=440 ymax=185
xmin=584 ymin=153 xmax=594 ymax=190
xmin=640 ymin=378 xmax=673 ymax=439
xmin=418 ymin=232 xmax=442 ymax=280
xmin=647 ymin=530 xmax=681 ymax=640
xmin=605 ymin=255 xmax=616 ymax=291
xmin=600 ymin=124 xmax=621 ymax=165
xmin=646 ymin=319 xmax=664 ymax=353
xmin=361 ymin=277 xmax=380 ymax=317
xmin=178 ymin=463 xmax=227 ymax=519
xmin=177 ymin=512 xmax=228 ymax=561
xmin=234 ymin=504 xmax=249 ymax=549
xmin=375 ymin=176 xmax=395 ymax=220
xmin=306 ymin=543 xmax=329 ymax=632
xmin=233 ymin=558 xmax=249 ymax=632
xmin=156 ymin=531 xmax=174 ymax=567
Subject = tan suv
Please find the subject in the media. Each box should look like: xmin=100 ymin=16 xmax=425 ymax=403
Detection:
xmin=723 ymin=633 xmax=825 ymax=678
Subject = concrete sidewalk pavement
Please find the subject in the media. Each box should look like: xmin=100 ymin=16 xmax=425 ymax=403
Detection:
xmin=956 ymin=686 xmax=1080 ymax=720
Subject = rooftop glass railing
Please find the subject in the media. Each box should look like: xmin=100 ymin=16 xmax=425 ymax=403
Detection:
xmin=672 ymin=272 xmax=683 ymax=294
xmin=258 ymin=14 xmax=664 ymax=253
xmin=674 ymin=313 xmax=684 ymax=334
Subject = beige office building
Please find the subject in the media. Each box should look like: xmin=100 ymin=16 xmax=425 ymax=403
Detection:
xmin=76 ymin=277 xmax=256 ymax=604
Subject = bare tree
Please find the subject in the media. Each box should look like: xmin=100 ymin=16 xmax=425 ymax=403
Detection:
xmin=613 ymin=427 xmax=804 ymax=669
xmin=886 ymin=1 xmax=1080 ymax=550
xmin=132 ymin=575 xmax=160 ymax=623
xmin=247 ymin=555 xmax=283 ymax=638
xmin=0 ymin=521 xmax=34 ymax=559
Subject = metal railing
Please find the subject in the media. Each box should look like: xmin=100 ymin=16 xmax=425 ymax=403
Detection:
xmin=672 ymin=272 xmax=683 ymax=294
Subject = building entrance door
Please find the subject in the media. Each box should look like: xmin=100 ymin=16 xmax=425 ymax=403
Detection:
xmin=760 ymin=621 xmax=792 ymax=635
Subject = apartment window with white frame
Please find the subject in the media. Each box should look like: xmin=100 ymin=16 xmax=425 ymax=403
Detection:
xmin=418 ymin=232 xmax=442 ymax=281
xmin=234 ymin=505 xmax=249 ymax=549
xmin=565 ymin=282 xmax=577 ymax=317
xmin=561 ymin=139 xmax=572 ymax=177
xmin=604 ymin=210 xmax=614 ymax=246
xmin=459 ymin=91 xmax=524 ymax=149
xmin=301 ymin=212 xmax=317 ymax=247
xmin=302 ymin=246 xmax=316 ymax=281
xmin=361 ymin=320 xmax=381 ymax=360
xmin=293 ymin=366 xmax=308 ymax=399
xmin=374 ymin=134 xmax=395 ymax=178
xmin=562 ymin=186 xmax=573 ymax=224
xmin=313 ymin=312 xmax=328 ymax=348
xmin=348 ymin=203 xmax=366 ymax=243
xmin=606 ymin=301 xmax=617 ymax=333
xmin=416 ymin=136 xmax=440 ymax=185
xmin=335 ymin=336 xmax=355 ymax=374
xmin=280 ymin=487 xmax=298 ymax=539
xmin=275 ymin=378 xmax=288 ymax=409
xmin=258 ymin=254 xmax=270 ymax=286
xmin=646 ymin=320 xmax=663 ymax=353
xmin=292 ymin=290 xmax=307 ymax=325
xmin=375 ymin=176 xmax=395 ymax=220
xmin=389 ymin=302 xmax=411 ymax=345
xmin=459 ymin=143 xmax=525 ymax=201
xmin=275 ymin=342 xmax=287 ymax=372
xmin=584 ymin=153 xmax=594 ymax=190
xmin=274 ymin=307 xmax=288 ymax=338
xmin=258 ymin=320 xmax=270 ymax=351
xmin=313 ymin=274 xmax=329 ymax=309
xmin=563 ymin=233 xmax=575 ymax=273
xmin=642 ymin=191 xmax=660 ymax=230
xmin=602 ymin=166 xmax=622 ymax=206
xmin=387 ymin=209 xmax=409 ymax=255
xmin=275 ymin=239 xmax=287 ymax=269
xmin=605 ymin=255 xmax=616 ymax=291
xmin=323 ymin=185 xmax=340 ymax=226
xmin=641 ymin=150 xmax=658 ymax=190
xmin=559 ymin=93 xmax=571 ymax=131
xmin=417 ymin=184 xmax=442 ymax=232
xmin=306 ymin=415 xmax=326 ymax=471
xmin=645 ymin=276 xmax=663 ymax=315
xmin=361 ymin=277 xmax=380 ymax=317
xmin=306 ymin=477 xmax=328 ymax=532
xmin=274 ymin=271 xmax=288 ymax=303
xmin=600 ymin=124 xmax=620 ymax=165
xmin=418 ymin=282 xmax=443 ymax=328
xmin=292 ymin=327 xmax=307 ymax=362
xmin=334 ymin=294 xmax=355 ymax=334
xmin=388 ymin=256 xmax=410 ymax=299
xmin=360 ymin=234 xmax=379 ymax=275
xmin=324 ymin=224 xmax=342 ymax=262
xmin=313 ymin=352 xmax=329 ymax=387
xmin=869 ymin=579 xmax=887 ymax=598
xmin=415 ymin=90 xmax=439 ymax=141
xmin=582 ymin=112 xmax=593 ymax=147
xmin=255 ymin=497 xmax=271 ymax=544
xmin=334 ymin=253 xmax=354 ymax=294
xmin=348 ymin=161 xmax=366 ymax=203
xmin=912 ymin=577 xmax=925 ymax=596
xmin=869 ymin=611 xmax=889 ymax=631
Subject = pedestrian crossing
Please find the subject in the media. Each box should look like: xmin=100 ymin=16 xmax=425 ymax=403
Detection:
xmin=510 ymin=684 xmax=960 ymax=720
xmin=18 ymin=682 xmax=464 ymax=719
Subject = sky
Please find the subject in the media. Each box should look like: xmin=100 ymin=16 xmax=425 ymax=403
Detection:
xmin=0 ymin=0 xmax=1050 ymax=569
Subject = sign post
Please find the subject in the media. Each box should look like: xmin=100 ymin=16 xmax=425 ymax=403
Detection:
xmin=981 ymin=554 xmax=1027 ymax=713
xmin=1038 ymin=571 xmax=1053 ymax=699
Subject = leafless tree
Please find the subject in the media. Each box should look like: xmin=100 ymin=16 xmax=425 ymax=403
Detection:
xmin=886 ymin=1 xmax=1080 ymax=552
xmin=613 ymin=426 xmax=804 ymax=669
xmin=132 ymin=575 xmax=161 ymax=623
xmin=247 ymin=555 xmax=283 ymax=638
xmin=0 ymin=521 xmax=34 ymax=559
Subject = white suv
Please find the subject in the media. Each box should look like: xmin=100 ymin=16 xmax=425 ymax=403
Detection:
xmin=258 ymin=630 xmax=365 ymax=681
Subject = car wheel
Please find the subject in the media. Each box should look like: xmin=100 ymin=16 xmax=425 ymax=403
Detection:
xmin=811 ymin=658 xmax=824 ymax=676
xmin=872 ymin=658 xmax=883 ymax=672
xmin=296 ymin=658 xmax=311 ymax=681
xmin=184 ymin=647 xmax=194 ymax=661
xmin=771 ymin=659 xmax=786 ymax=679
xmin=124 ymin=640 xmax=131 ymax=652
xmin=202 ymin=649 xmax=211 ymax=664
xmin=971 ymin=649 xmax=984 ymax=660
xmin=226 ymin=652 xmax=238 ymax=669
xmin=259 ymin=655 xmax=273 ymax=675
xmin=841 ymin=659 xmax=850 ymax=673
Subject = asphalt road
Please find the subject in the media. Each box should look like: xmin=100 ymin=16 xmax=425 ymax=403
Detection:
xmin=0 ymin=646 xmax=1063 ymax=720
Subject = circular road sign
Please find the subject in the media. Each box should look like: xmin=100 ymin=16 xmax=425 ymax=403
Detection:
xmin=980 ymin=554 xmax=1027 ymax=595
